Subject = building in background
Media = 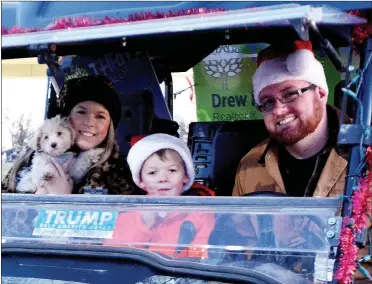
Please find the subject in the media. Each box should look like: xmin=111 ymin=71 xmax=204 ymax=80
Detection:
xmin=2 ymin=58 xmax=48 ymax=150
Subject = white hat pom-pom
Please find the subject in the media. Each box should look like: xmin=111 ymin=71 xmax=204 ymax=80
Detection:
xmin=286 ymin=49 xmax=314 ymax=76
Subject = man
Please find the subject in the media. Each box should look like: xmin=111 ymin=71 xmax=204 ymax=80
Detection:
xmin=233 ymin=40 xmax=348 ymax=198
xmin=233 ymin=40 xmax=371 ymax=281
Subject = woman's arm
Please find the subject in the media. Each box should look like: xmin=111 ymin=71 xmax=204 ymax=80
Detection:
xmin=2 ymin=170 xmax=17 ymax=193
xmin=1 ymin=148 xmax=34 ymax=193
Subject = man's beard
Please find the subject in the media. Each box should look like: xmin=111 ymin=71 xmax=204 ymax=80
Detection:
xmin=269 ymin=97 xmax=324 ymax=146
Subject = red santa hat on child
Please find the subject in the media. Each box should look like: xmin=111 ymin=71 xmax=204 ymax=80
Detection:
xmin=127 ymin=133 xmax=195 ymax=192
xmin=252 ymin=40 xmax=328 ymax=104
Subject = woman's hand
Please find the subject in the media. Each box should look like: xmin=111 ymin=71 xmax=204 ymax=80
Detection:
xmin=35 ymin=158 xmax=73 ymax=195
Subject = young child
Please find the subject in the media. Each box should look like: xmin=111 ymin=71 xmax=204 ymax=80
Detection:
xmin=104 ymin=134 xmax=215 ymax=259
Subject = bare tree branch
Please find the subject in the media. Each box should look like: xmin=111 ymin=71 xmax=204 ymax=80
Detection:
xmin=7 ymin=114 xmax=32 ymax=149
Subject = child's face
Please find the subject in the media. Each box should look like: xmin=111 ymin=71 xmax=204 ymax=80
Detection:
xmin=139 ymin=150 xmax=189 ymax=196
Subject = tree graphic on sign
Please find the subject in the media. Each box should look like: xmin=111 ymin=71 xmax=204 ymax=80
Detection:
xmin=203 ymin=45 xmax=244 ymax=90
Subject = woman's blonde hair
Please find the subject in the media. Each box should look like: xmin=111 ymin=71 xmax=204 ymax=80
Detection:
xmin=91 ymin=119 xmax=116 ymax=168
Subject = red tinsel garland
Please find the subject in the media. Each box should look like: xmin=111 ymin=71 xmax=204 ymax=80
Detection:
xmin=1 ymin=8 xmax=225 ymax=35
xmin=2 ymin=8 xmax=370 ymax=50
xmin=347 ymin=10 xmax=372 ymax=53
xmin=335 ymin=146 xmax=372 ymax=283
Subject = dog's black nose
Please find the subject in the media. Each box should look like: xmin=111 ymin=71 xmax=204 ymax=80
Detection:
xmin=51 ymin=143 xmax=57 ymax=148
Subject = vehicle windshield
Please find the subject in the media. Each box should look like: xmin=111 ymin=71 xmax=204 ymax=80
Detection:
xmin=2 ymin=194 xmax=342 ymax=283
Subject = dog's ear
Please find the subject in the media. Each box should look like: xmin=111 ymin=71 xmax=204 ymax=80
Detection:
xmin=61 ymin=117 xmax=76 ymax=146
xmin=28 ymin=126 xmax=42 ymax=151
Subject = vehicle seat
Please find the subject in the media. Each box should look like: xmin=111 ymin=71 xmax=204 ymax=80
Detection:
xmin=188 ymin=122 xmax=225 ymax=187
xmin=127 ymin=89 xmax=180 ymax=147
xmin=211 ymin=120 xmax=268 ymax=196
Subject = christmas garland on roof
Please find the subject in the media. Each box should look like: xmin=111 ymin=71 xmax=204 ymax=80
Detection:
xmin=1 ymin=8 xmax=225 ymax=35
xmin=1 ymin=8 xmax=370 ymax=50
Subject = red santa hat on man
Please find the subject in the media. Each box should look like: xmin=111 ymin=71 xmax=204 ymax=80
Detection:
xmin=252 ymin=40 xmax=328 ymax=104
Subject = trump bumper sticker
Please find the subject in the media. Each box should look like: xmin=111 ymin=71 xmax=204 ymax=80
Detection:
xmin=32 ymin=209 xmax=118 ymax=238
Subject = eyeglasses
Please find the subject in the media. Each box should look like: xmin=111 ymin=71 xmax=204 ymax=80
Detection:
xmin=256 ymin=84 xmax=317 ymax=113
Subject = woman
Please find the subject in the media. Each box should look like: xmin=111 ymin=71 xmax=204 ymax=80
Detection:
xmin=2 ymin=75 xmax=141 ymax=195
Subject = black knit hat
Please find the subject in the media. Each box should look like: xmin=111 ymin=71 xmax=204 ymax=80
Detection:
xmin=59 ymin=76 xmax=122 ymax=129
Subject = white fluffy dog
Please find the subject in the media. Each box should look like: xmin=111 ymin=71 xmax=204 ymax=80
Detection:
xmin=16 ymin=115 xmax=104 ymax=193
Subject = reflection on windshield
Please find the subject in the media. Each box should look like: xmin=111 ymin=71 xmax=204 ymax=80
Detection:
xmin=2 ymin=277 xmax=88 ymax=284
xmin=104 ymin=210 xmax=214 ymax=259
xmin=2 ymin=276 xmax=229 ymax=284
xmin=135 ymin=275 xmax=229 ymax=283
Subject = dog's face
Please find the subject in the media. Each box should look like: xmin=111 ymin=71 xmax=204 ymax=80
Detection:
xmin=39 ymin=125 xmax=73 ymax=156
xmin=30 ymin=115 xmax=76 ymax=157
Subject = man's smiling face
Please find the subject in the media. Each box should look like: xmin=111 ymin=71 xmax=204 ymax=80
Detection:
xmin=259 ymin=80 xmax=325 ymax=146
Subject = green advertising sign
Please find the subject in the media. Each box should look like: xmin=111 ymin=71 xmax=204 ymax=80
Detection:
xmin=193 ymin=44 xmax=342 ymax=122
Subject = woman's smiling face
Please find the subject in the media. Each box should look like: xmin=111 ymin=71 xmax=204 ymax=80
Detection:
xmin=70 ymin=101 xmax=111 ymax=150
